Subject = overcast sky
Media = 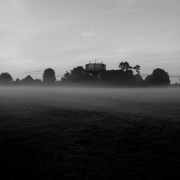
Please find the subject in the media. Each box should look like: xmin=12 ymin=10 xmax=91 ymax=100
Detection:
xmin=0 ymin=0 xmax=180 ymax=83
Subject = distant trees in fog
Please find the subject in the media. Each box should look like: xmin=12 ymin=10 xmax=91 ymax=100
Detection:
xmin=0 ymin=63 xmax=172 ymax=87
xmin=61 ymin=62 xmax=172 ymax=87
xmin=15 ymin=78 xmax=21 ymax=84
xmin=0 ymin=72 xmax=13 ymax=84
xmin=43 ymin=68 xmax=56 ymax=84
xmin=21 ymin=75 xmax=34 ymax=85
xmin=144 ymin=68 xmax=170 ymax=86
xmin=118 ymin=62 xmax=140 ymax=74
xmin=61 ymin=62 xmax=143 ymax=86
xmin=0 ymin=73 xmax=43 ymax=86
xmin=61 ymin=66 xmax=103 ymax=83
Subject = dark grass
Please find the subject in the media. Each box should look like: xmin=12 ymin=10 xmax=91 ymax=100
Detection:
xmin=1 ymin=107 xmax=180 ymax=179
xmin=0 ymin=87 xmax=180 ymax=179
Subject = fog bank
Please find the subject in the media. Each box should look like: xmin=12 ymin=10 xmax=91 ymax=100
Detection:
xmin=0 ymin=87 xmax=180 ymax=121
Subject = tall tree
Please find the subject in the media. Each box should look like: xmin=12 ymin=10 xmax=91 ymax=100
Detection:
xmin=61 ymin=67 xmax=87 ymax=83
xmin=118 ymin=62 xmax=132 ymax=72
xmin=145 ymin=68 xmax=170 ymax=86
xmin=118 ymin=62 xmax=140 ymax=74
xmin=144 ymin=75 xmax=153 ymax=86
xmin=133 ymin=65 xmax=140 ymax=74
xmin=61 ymin=71 xmax=71 ymax=82
xmin=0 ymin=72 xmax=13 ymax=84
xmin=134 ymin=74 xmax=143 ymax=86
xmin=70 ymin=66 xmax=85 ymax=79
xmin=43 ymin=68 xmax=56 ymax=83
xmin=152 ymin=68 xmax=170 ymax=85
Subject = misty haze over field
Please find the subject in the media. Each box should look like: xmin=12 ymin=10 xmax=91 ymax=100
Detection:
xmin=0 ymin=87 xmax=180 ymax=118
xmin=0 ymin=87 xmax=180 ymax=179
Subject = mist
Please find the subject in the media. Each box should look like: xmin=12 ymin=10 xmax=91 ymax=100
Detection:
xmin=1 ymin=86 xmax=180 ymax=179
xmin=1 ymin=86 xmax=179 ymax=120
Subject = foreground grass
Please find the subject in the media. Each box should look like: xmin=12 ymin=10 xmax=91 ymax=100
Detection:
xmin=0 ymin=87 xmax=180 ymax=179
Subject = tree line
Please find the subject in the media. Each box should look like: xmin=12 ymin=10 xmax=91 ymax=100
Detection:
xmin=0 ymin=62 xmax=170 ymax=87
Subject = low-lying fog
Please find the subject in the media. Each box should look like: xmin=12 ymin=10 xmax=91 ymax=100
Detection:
xmin=0 ymin=86 xmax=180 ymax=120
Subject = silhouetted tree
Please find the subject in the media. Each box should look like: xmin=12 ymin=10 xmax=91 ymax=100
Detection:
xmin=84 ymin=70 xmax=100 ymax=82
xmin=15 ymin=78 xmax=21 ymax=85
xmin=34 ymin=79 xmax=43 ymax=85
xmin=0 ymin=72 xmax=13 ymax=84
xmin=152 ymin=68 xmax=170 ymax=85
xmin=61 ymin=71 xmax=71 ymax=82
xmin=100 ymin=70 xmax=124 ymax=85
xmin=43 ymin=68 xmax=56 ymax=84
xmin=118 ymin=62 xmax=141 ymax=74
xmin=21 ymin=75 xmax=34 ymax=85
xmin=145 ymin=68 xmax=170 ymax=86
xmin=124 ymin=69 xmax=136 ymax=86
xmin=133 ymin=65 xmax=140 ymax=74
xmin=61 ymin=67 xmax=96 ymax=83
xmin=118 ymin=62 xmax=132 ymax=72
xmin=16 ymin=78 xmax=20 ymax=83
xmin=61 ymin=62 xmax=142 ymax=86
xmin=134 ymin=74 xmax=143 ymax=86
xmin=144 ymin=75 xmax=153 ymax=86
xmin=71 ymin=66 xmax=85 ymax=78
xmin=99 ymin=69 xmax=136 ymax=86
xmin=69 ymin=66 xmax=85 ymax=82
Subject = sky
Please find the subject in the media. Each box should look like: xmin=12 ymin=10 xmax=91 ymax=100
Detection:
xmin=0 ymin=0 xmax=180 ymax=83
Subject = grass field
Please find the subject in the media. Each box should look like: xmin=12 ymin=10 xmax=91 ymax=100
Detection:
xmin=0 ymin=87 xmax=180 ymax=179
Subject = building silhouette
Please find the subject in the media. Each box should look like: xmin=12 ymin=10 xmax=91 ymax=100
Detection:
xmin=85 ymin=62 xmax=106 ymax=71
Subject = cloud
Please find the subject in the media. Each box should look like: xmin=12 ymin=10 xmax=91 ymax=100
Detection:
xmin=82 ymin=27 xmax=96 ymax=37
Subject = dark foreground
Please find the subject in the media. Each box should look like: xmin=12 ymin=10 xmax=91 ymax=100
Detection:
xmin=0 ymin=87 xmax=180 ymax=179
